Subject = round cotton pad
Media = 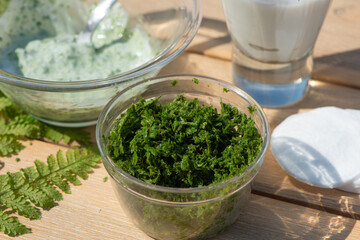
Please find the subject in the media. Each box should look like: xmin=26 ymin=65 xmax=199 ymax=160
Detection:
xmin=271 ymin=107 xmax=360 ymax=193
xmin=337 ymin=175 xmax=360 ymax=193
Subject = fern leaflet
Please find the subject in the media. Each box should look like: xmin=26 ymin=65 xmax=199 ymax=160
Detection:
xmin=0 ymin=147 xmax=101 ymax=236
xmin=0 ymin=91 xmax=91 ymax=156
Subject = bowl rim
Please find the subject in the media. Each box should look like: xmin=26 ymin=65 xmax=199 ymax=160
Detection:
xmin=0 ymin=0 xmax=203 ymax=92
xmin=96 ymin=74 xmax=271 ymax=194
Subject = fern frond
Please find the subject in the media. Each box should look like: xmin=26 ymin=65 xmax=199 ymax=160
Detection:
xmin=0 ymin=211 xmax=30 ymax=236
xmin=0 ymin=90 xmax=92 ymax=157
xmin=41 ymin=125 xmax=91 ymax=146
xmin=0 ymin=97 xmax=22 ymax=120
xmin=0 ymin=191 xmax=41 ymax=219
xmin=1 ymin=116 xmax=40 ymax=138
xmin=0 ymin=97 xmax=12 ymax=111
xmin=0 ymin=147 xmax=101 ymax=236
xmin=0 ymin=136 xmax=25 ymax=156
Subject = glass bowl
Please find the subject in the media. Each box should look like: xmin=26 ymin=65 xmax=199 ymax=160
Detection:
xmin=96 ymin=75 xmax=270 ymax=240
xmin=0 ymin=0 xmax=202 ymax=127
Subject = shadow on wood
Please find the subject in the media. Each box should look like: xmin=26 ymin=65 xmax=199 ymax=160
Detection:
xmin=213 ymin=194 xmax=357 ymax=240
xmin=314 ymin=49 xmax=360 ymax=89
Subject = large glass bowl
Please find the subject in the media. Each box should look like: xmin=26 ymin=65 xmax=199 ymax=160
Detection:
xmin=96 ymin=75 xmax=270 ymax=240
xmin=0 ymin=0 xmax=202 ymax=127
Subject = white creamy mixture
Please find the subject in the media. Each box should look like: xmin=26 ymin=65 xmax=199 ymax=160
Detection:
xmin=0 ymin=0 xmax=155 ymax=81
xmin=222 ymin=0 xmax=331 ymax=62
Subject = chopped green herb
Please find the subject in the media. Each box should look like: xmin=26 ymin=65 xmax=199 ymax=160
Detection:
xmin=171 ymin=80 xmax=178 ymax=87
xmin=192 ymin=78 xmax=199 ymax=84
xmin=103 ymin=176 xmax=108 ymax=182
xmin=15 ymin=157 xmax=21 ymax=162
xmin=248 ymin=105 xmax=256 ymax=114
xmin=106 ymin=95 xmax=263 ymax=188
xmin=223 ymin=88 xmax=230 ymax=93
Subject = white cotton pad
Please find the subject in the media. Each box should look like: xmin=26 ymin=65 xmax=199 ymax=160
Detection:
xmin=337 ymin=175 xmax=360 ymax=193
xmin=271 ymin=107 xmax=360 ymax=193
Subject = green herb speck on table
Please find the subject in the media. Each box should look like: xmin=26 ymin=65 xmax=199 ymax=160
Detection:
xmin=171 ymin=80 xmax=178 ymax=86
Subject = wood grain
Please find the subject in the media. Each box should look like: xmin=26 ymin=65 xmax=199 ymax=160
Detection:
xmin=1 ymin=142 xmax=359 ymax=240
xmin=188 ymin=0 xmax=360 ymax=88
xmin=214 ymin=194 xmax=360 ymax=240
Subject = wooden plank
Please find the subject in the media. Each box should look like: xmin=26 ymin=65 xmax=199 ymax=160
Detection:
xmin=1 ymin=143 xmax=359 ymax=239
xmin=159 ymin=52 xmax=360 ymax=218
xmin=214 ymin=194 xmax=360 ymax=240
xmin=188 ymin=0 xmax=360 ymax=88
xmin=312 ymin=0 xmax=360 ymax=88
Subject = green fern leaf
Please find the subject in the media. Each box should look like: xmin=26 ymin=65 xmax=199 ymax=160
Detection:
xmin=68 ymin=165 xmax=89 ymax=180
xmin=41 ymin=125 xmax=91 ymax=145
xmin=0 ymin=175 xmax=40 ymax=220
xmin=0 ymin=91 xmax=92 ymax=157
xmin=34 ymin=160 xmax=50 ymax=176
xmin=0 ymin=97 xmax=12 ymax=111
xmin=56 ymin=150 xmax=68 ymax=169
xmin=0 ymin=191 xmax=41 ymax=219
xmin=0 ymin=147 xmax=101 ymax=236
xmin=33 ymin=179 xmax=63 ymax=202
xmin=0 ymin=136 xmax=25 ymax=156
xmin=0 ymin=211 xmax=30 ymax=236
xmin=17 ymin=184 xmax=55 ymax=209
xmin=47 ymin=154 xmax=59 ymax=172
xmin=3 ymin=115 xmax=41 ymax=138
xmin=7 ymin=172 xmax=25 ymax=189
xmin=21 ymin=166 xmax=40 ymax=183
xmin=50 ymin=174 xmax=71 ymax=194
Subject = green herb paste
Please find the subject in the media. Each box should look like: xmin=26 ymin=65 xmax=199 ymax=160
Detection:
xmin=106 ymin=95 xmax=263 ymax=188
xmin=0 ymin=0 xmax=155 ymax=81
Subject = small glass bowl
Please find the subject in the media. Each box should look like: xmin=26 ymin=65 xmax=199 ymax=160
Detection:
xmin=96 ymin=75 xmax=270 ymax=240
xmin=0 ymin=0 xmax=202 ymax=127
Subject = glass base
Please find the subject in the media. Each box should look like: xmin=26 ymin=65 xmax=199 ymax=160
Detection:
xmin=233 ymin=73 xmax=310 ymax=108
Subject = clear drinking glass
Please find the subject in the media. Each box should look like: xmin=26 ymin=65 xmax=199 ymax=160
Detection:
xmin=222 ymin=0 xmax=332 ymax=108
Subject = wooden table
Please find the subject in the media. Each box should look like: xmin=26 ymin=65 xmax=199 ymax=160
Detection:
xmin=1 ymin=0 xmax=360 ymax=239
